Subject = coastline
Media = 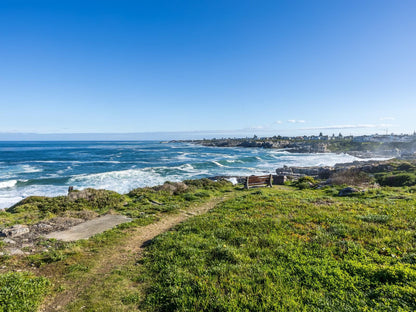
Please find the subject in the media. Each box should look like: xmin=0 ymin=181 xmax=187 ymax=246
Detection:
xmin=3 ymin=156 xmax=407 ymax=211
xmin=172 ymin=135 xmax=416 ymax=160
xmin=0 ymin=141 xmax=367 ymax=210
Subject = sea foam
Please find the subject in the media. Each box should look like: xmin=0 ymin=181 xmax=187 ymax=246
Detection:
xmin=0 ymin=180 xmax=18 ymax=189
xmin=0 ymin=141 xmax=388 ymax=209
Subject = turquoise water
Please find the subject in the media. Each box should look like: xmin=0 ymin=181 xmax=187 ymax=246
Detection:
xmin=0 ymin=141 xmax=360 ymax=209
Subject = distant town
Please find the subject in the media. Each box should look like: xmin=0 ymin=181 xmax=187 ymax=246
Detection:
xmin=171 ymin=132 xmax=416 ymax=159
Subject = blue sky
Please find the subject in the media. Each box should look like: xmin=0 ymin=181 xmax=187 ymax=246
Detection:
xmin=0 ymin=0 xmax=415 ymax=139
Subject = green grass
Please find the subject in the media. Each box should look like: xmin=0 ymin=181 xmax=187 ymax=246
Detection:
xmin=0 ymin=272 xmax=50 ymax=312
xmin=140 ymin=187 xmax=416 ymax=311
xmin=2 ymin=174 xmax=416 ymax=311
xmin=1 ymin=179 xmax=233 ymax=227
xmin=0 ymin=179 xmax=234 ymax=310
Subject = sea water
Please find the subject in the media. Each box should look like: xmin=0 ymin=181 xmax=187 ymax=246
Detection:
xmin=0 ymin=141 xmax=366 ymax=209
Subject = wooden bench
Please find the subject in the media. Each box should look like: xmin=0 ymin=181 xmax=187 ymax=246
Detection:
xmin=244 ymin=174 xmax=273 ymax=189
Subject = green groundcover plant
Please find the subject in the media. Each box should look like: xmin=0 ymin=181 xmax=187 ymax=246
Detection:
xmin=0 ymin=272 xmax=50 ymax=312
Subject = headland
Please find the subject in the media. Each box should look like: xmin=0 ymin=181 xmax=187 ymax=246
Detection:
xmin=172 ymin=132 xmax=416 ymax=159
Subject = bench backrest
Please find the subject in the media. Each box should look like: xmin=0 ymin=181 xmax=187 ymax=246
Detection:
xmin=244 ymin=174 xmax=273 ymax=189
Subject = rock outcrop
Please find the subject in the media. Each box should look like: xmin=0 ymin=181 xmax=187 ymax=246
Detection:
xmin=1 ymin=224 xmax=30 ymax=238
xmin=276 ymin=159 xmax=399 ymax=180
xmin=338 ymin=187 xmax=359 ymax=196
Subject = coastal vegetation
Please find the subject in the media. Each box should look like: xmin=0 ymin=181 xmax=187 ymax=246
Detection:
xmin=140 ymin=186 xmax=416 ymax=311
xmin=0 ymin=272 xmax=50 ymax=312
xmin=0 ymin=160 xmax=416 ymax=311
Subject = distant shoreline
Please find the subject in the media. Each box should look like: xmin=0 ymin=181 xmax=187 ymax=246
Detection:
xmin=170 ymin=134 xmax=416 ymax=159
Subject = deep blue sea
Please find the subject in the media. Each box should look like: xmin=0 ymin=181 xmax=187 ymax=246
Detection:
xmin=0 ymin=141 xmax=364 ymax=209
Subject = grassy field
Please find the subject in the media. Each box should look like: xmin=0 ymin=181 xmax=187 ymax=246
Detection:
xmin=139 ymin=186 xmax=416 ymax=311
xmin=1 ymin=175 xmax=416 ymax=311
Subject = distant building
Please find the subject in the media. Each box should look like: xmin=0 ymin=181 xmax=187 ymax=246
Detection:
xmin=353 ymin=134 xmax=415 ymax=143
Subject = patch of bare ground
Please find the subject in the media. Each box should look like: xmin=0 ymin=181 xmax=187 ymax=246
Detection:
xmin=40 ymin=195 xmax=231 ymax=311
xmin=45 ymin=214 xmax=132 ymax=241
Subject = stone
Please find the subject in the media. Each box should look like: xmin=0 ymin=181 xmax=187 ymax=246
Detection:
xmin=5 ymin=248 xmax=24 ymax=255
xmin=33 ymin=223 xmax=53 ymax=230
xmin=153 ymin=182 xmax=188 ymax=195
xmin=1 ymin=224 xmax=30 ymax=237
xmin=338 ymin=187 xmax=359 ymax=196
xmin=3 ymin=238 xmax=16 ymax=244
xmin=275 ymin=175 xmax=287 ymax=185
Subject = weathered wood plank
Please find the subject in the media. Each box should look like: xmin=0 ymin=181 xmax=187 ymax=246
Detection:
xmin=244 ymin=174 xmax=273 ymax=189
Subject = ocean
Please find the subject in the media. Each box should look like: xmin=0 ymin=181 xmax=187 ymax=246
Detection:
xmin=0 ymin=141 xmax=364 ymax=209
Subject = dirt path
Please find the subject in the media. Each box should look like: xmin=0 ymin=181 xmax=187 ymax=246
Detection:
xmin=45 ymin=214 xmax=132 ymax=241
xmin=40 ymin=195 xmax=230 ymax=311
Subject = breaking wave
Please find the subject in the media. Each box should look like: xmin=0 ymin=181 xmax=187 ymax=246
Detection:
xmin=0 ymin=180 xmax=18 ymax=189
xmin=0 ymin=140 xmax=386 ymax=209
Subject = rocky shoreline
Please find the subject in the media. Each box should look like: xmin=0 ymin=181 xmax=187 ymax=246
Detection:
xmin=208 ymin=158 xmax=416 ymax=187
xmin=171 ymin=137 xmax=416 ymax=159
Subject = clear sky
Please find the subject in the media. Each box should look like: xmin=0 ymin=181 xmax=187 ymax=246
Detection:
xmin=1 ymin=0 xmax=415 ymax=139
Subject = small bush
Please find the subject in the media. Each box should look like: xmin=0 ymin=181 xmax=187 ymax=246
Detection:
xmin=408 ymin=186 xmax=416 ymax=193
xmin=7 ymin=189 xmax=125 ymax=215
xmin=397 ymin=162 xmax=415 ymax=171
xmin=121 ymin=293 xmax=141 ymax=305
xmin=377 ymin=173 xmax=416 ymax=187
xmin=330 ymin=169 xmax=373 ymax=186
xmin=298 ymin=176 xmax=317 ymax=184
xmin=183 ymin=178 xmax=232 ymax=190
xmin=294 ymin=176 xmax=317 ymax=189
xmin=297 ymin=182 xmax=313 ymax=190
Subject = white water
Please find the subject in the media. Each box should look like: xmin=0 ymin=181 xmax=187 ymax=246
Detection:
xmin=0 ymin=140 xmax=390 ymax=209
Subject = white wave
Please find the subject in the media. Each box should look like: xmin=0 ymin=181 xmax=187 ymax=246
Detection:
xmin=0 ymin=195 xmax=25 ymax=209
xmin=0 ymin=145 xmax=391 ymax=210
xmin=0 ymin=180 xmax=17 ymax=189
xmin=21 ymin=165 xmax=43 ymax=173
xmin=0 ymin=185 xmax=69 ymax=209
xmin=225 ymin=177 xmax=238 ymax=185
xmin=212 ymin=161 xmax=225 ymax=167
xmin=225 ymin=159 xmax=243 ymax=163
xmin=175 ymin=152 xmax=192 ymax=161
xmin=177 ymin=163 xmax=195 ymax=171
xmin=66 ymin=162 xmax=213 ymax=195
xmin=0 ymin=164 xmax=42 ymax=178
xmin=69 ymin=168 xmax=178 ymax=194
xmin=31 ymin=160 xmax=121 ymax=164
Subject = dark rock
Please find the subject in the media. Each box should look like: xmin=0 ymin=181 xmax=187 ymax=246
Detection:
xmin=338 ymin=187 xmax=359 ymax=196
xmin=274 ymin=175 xmax=287 ymax=185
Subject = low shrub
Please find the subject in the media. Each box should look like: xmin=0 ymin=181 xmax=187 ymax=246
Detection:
xmin=183 ymin=178 xmax=232 ymax=190
xmin=377 ymin=173 xmax=416 ymax=187
xmin=7 ymin=189 xmax=125 ymax=215
xmin=330 ymin=169 xmax=373 ymax=186
xmin=294 ymin=176 xmax=317 ymax=189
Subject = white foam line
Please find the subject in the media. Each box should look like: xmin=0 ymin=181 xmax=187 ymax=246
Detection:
xmin=0 ymin=180 xmax=17 ymax=189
